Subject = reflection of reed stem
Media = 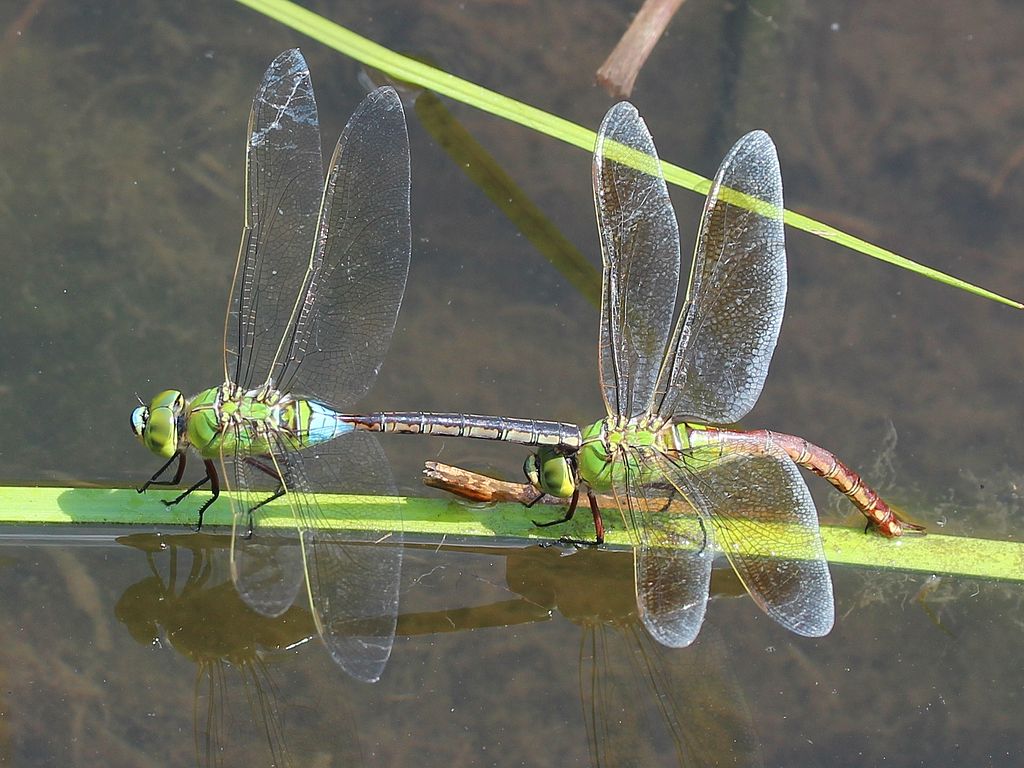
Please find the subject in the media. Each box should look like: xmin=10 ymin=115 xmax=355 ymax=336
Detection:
xmin=415 ymin=93 xmax=602 ymax=308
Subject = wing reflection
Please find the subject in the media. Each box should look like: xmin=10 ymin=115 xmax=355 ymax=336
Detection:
xmin=115 ymin=532 xmax=360 ymax=768
xmin=116 ymin=534 xmax=761 ymax=767
xmin=399 ymin=544 xmax=763 ymax=768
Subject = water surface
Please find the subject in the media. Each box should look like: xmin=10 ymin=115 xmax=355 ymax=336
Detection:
xmin=0 ymin=2 xmax=1021 ymax=765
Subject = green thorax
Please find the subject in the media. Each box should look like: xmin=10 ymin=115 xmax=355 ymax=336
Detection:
xmin=185 ymin=383 xmax=312 ymax=458
xmin=576 ymin=418 xmax=716 ymax=492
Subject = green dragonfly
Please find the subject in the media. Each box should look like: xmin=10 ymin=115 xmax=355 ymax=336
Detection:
xmin=130 ymin=49 xmax=410 ymax=682
xmin=340 ymin=103 xmax=921 ymax=646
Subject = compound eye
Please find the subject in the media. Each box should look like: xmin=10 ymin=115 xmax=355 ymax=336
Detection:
xmin=541 ymin=456 xmax=575 ymax=498
xmin=130 ymin=406 xmax=149 ymax=438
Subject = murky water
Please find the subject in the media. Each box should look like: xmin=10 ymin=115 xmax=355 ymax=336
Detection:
xmin=0 ymin=1 xmax=1022 ymax=765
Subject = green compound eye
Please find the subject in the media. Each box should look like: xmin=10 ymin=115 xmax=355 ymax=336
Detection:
xmin=524 ymin=447 xmax=576 ymax=499
xmin=134 ymin=390 xmax=184 ymax=459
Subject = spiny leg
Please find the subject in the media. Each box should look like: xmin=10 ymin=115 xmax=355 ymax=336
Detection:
xmin=160 ymin=458 xmax=212 ymax=509
xmin=138 ymin=453 xmax=186 ymax=493
xmin=524 ymin=491 xmax=547 ymax=509
xmin=532 ymin=486 xmax=580 ymax=528
xmin=696 ymin=513 xmax=708 ymax=553
xmin=189 ymin=459 xmax=221 ymax=531
xmin=241 ymin=456 xmax=286 ymax=538
xmin=661 ymin=478 xmax=709 ymax=552
xmin=533 ymin=487 xmax=605 ymax=547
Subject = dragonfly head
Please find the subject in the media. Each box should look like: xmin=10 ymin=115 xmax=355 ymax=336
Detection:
xmin=524 ymin=447 xmax=577 ymax=499
xmin=131 ymin=390 xmax=185 ymax=459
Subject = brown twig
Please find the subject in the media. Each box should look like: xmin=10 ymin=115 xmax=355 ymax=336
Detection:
xmin=423 ymin=461 xmax=544 ymax=505
xmin=596 ymin=0 xmax=687 ymax=98
xmin=422 ymin=461 xmax=621 ymax=511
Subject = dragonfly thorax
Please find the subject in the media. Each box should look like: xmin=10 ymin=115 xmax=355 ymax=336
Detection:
xmin=525 ymin=417 xmax=673 ymax=499
xmin=576 ymin=417 xmax=673 ymax=493
xmin=185 ymin=383 xmax=295 ymax=459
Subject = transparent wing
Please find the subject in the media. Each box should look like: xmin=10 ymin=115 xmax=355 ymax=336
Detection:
xmin=594 ymin=102 xmax=681 ymax=420
xmin=612 ymin=445 xmax=712 ymax=648
xmin=231 ymin=430 xmax=402 ymax=683
xmin=228 ymin=445 xmax=305 ymax=618
xmin=275 ymin=87 xmax=411 ymax=408
xmin=296 ymin=431 xmax=402 ymax=683
xmin=654 ymin=130 xmax=786 ymax=424
xmin=651 ymin=435 xmax=834 ymax=637
xmin=224 ymin=49 xmax=325 ymax=390
xmin=582 ymin=624 xmax=764 ymax=768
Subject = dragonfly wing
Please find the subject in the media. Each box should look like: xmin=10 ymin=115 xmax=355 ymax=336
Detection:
xmin=654 ymin=131 xmax=786 ymax=424
xmin=228 ymin=446 xmax=305 ymax=618
xmin=654 ymin=437 xmax=834 ymax=637
xmin=292 ymin=430 xmax=402 ymax=683
xmin=275 ymin=87 xmax=411 ymax=408
xmin=594 ymin=102 xmax=681 ymax=420
xmin=224 ymin=49 xmax=325 ymax=390
xmin=582 ymin=623 xmax=764 ymax=768
xmin=616 ymin=446 xmax=712 ymax=648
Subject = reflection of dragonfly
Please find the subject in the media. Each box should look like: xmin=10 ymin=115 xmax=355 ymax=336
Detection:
xmin=344 ymin=102 xmax=922 ymax=645
xmin=400 ymin=543 xmax=763 ymax=767
xmin=116 ymin=533 xmax=320 ymax=768
xmin=130 ymin=49 xmax=409 ymax=682
xmin=117 ymin=533 xmax=762 ymax=767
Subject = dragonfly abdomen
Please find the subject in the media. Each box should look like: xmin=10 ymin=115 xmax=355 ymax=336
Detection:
xmin=301 ymin=400 xmax=357 ymax=446
xmin=695 ymin=427 xmax=921 ymax=537
xmin=343 ymin=412 xmax=581 ymax=449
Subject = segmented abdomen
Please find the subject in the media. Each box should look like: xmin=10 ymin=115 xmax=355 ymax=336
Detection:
xmin=686 ymin=425 xmax=920 ymax=537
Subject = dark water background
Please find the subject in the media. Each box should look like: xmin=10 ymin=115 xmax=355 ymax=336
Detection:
xmin=0 ymin=1 xmax=1022 ymax=765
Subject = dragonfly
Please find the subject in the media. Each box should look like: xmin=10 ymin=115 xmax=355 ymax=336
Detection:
xmin=341 ymin=102 xmax=923 ymax=646
xmin=130 ymin=49 xmax=410 ymax=682
xmin=514 ymin=102 xmax=925 ymax=645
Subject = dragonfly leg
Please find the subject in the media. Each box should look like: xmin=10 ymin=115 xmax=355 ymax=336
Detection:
xmin=161 ymin=464 xmax=211 ymax=509
xmin=524 ymin=490 xmax=547 ymax=509
xmin=190 ymin=459 xmax=220 ymax=531
xmin=532 ymin=486 xmax=580 ymax=528
xmin=240 ymin=456 xmax=286 ymax=538
xmin=533 ymin=488 xmax=605 ymax=547
xmin=696 ymin=514 xmax=708 ymax=553
xmin=586 ymin=488 xmax=605 ymax=545
xmin=138 ymin=453 xmax=186 ymax=493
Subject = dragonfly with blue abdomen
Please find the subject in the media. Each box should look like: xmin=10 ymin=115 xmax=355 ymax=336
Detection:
xmin=131 ymin=49 xmax=412 ymax=682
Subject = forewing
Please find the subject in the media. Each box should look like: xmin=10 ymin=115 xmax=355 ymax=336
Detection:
xmin=594 ymin=102 xmax=681 ymax=420
xmin=276 ymin=87 xmax=411 ymax=408
xmin=224 ymin=49 xmax=325 ymax=389
xmin=655 ymin=436 xmax=834 ymax=637
xmin=614 ymin=445 xmax=712 ymax=648
xmin=292 ymin=431 xmax=402 ymax=683
xmin=654 ymin=131 xmax=786 ymax=423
